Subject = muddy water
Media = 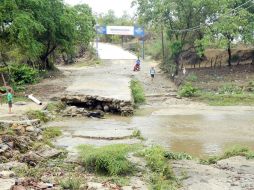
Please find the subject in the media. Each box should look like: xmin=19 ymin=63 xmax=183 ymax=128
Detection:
xmin=49 ymin=106 xmax=254 ymax=157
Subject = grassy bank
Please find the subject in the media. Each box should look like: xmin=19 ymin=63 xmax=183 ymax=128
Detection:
xmin=130 ymin=79 xmax=146 ymax=104
xmin=200 ymin=146 xmax=254 ymax=165
xmin=178 ymin=77 xmax=254 ymax=106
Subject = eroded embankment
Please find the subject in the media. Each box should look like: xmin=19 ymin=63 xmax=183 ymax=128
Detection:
xmin=61 ymin=94 xmax=134 ymax=116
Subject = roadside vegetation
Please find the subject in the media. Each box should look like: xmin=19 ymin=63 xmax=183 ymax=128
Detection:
xmin=138 ymin=146 xmax=180 ymax=190
xmin=130 ymin=79 xmax=146 ymax=104
xmin=78 ymin=144 xmax=139 ymax=176
xmin=200 ymin=146 xmax=254 ymax=165
xmin=178 ymin=76 xmax=254 ymax=105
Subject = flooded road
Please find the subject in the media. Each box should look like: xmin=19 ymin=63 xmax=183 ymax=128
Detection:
xmin=49 ymin=106 xmax=254 ymax=157
xmin=51 ymin=43 xmax=254 ymax=158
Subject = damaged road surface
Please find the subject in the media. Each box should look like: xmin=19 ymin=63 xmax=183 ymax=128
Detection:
xmin=61 ymin=43 xmax=136 ymax=116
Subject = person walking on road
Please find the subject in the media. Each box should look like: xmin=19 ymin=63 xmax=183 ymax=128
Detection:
xmin=150 ymin=66 xmax=156 ymax=81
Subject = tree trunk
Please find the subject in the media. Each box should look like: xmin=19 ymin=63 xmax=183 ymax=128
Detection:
xmin=174 ymin=56 xmax=179 ymax=76
xmin=227 ymin=40 xmax=232 ymax=67
xmin=161 ymin=25 xmax=165 ymax=64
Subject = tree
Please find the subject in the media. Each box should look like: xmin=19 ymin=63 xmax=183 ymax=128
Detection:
xmin=201 ymin=0 xmax=254 ymax=66
xmin=0 ymin=0 xmax=95 ymax=69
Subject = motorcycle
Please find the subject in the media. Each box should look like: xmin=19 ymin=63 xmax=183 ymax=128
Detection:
xmin=133 ymin=64 xmax=140 ymax=72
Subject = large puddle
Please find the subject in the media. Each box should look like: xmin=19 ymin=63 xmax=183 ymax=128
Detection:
xmin=48 ymin=106 xmax=254 ymax=157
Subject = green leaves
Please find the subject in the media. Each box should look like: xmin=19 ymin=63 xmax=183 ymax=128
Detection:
xmin=0 ymin=0 xmax=95 ymax=69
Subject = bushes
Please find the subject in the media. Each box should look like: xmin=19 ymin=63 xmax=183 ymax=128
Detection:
xmin=42 ymin=127 xmax=62 ymax=139
xmin=60 ymin=176 xmax=83 ymax=190
xmin=26 ymin=110 xmax=50 ymax=123
xmin=218 ymin=84 xmax=243 ymax=95
xmin=178 ymin=83 xmax=198 ymax=97
xmin=9 ymin=64 xmax=39 ymax=86
xmin=130 ymin=80 xmax=145 ymax=104
xmin=139 ymin=146 xmax=179 ymax=190
xmin=78 ymin=144 xmax=136 ymax=176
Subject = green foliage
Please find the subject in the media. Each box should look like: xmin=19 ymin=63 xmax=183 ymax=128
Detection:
xmin=164 ymin=152 xmax=192 ymax=160
xmin=218 ymin=84 xmax=243 ymax=95
xmin=178 ymin=83 xmax=198 ymax=97
xmin=60 ymin=176 xmax=83 ymax=190
xmin=46 ymin=102 xmax=66 ymax=113
xmin=132 ymin=130 xmax=145 ymax=140
xmin=246 ymin=81 xmax=254 ymax=92
xmin=0 ymin=0 xmax=95 ymax=70
xmin=78 ymin=144 xmax=137 ymax=176
xmin=9 ymin=64 xmax=39 ymax=86
xmin=200 ymin=146 xmax=254 ymax=165
xmin=26 ymin=110 xmax=50 ymax=123
xmin=130 ymin=80 xmax=146 ymax=104
xmin=196 ymin=92 xmax=254 ymax=106
xmin=139 ymin=146 xmax=178 ymax=189
xmin=43 ymin=127 xmax=62 ymax=139
xmin=145 ymin=39 xmax=164 ymax=60
xmin=186 ymin=73 xmax=198 ymax=82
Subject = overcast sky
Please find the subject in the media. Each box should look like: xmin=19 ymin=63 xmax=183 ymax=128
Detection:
xmin=64 ymin=0 xmax=135 ymax=17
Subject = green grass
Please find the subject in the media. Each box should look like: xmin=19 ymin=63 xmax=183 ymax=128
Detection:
xmin=178 ymin=82 xmax=199 ymax=97
xmin=78 ymin=144 xmax=140 ymax=176
xmin=164 ymin=151 xmax=192 ymax=160
xmin=42 ymin=127 xmax=62 ymax=139
xmin=130 ymin=79 xmax=146 ymax=104
xmin=60 ymin=176 xmax=83 ymax=190
xmin=26 ymin=110 xmax=50 ymax=122
xmin=195 ymin=92 xmax=254 ymax=106
xmin=200 ymin=145 xmax=254 ymax=165
xmin=132 ymin=130 xmax=145 ymax=140
xmin=46 ymin=102 xmax=66 ymax=113
xmin=139 ymin=146 xmax=179 ymax=190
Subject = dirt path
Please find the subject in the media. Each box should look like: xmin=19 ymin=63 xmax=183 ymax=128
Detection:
xmin=15 ymin=43 xmax=254 ymax=190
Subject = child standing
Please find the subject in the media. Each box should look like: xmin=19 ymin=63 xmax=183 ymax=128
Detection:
xmin=7 ymin=88 xmax=13 ymax=114
xmin=150 ymin=66 xmax=156 ymax=81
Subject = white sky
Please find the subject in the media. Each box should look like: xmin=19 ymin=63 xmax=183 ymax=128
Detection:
xmin=64 ymin=0 xmax=135 ymax=17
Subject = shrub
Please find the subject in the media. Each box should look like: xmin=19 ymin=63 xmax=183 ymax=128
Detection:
xmin=218 ymin=84 xmax=243 ymax=95
xmin=78 ymin=144 xmax=135 ymax=176
xmin=9 ymin=64 xmax=39 ymax=86
xmin=60 ymin=176 xmax=83 ymax=190
xmin=130 ymin=80 xmax=145 ymax=104
xmin=46 ymin=102 xmax=66 ymax=113
xmin=132 ymin=130 xmax=145 ymax=140
xmin=246 ymin=81 xmax=254 ymax=92
xmin=139 ymin=146 xmax=178 ymax=189
xmin=164 ymin=152 xmax=192 ymax=160
xmin=42 ymin=127 xmax=62 ymax=139
xmin=186 ymin=73 xmax=198 ymax=82
xmin=26 ymin=110 xmax=50 ymax=122
xmin=178 ymin=83 xmax=198 ymax=97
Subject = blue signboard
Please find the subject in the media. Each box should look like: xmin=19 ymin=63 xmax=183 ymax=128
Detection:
xmin=96 ymin=26 xmax=107 ymax=35
xmin=134 ymin=26 xmax=145 ymax=37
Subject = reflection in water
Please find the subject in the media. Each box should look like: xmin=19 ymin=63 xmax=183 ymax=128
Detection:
xmin=48 ymin=109 xmax=254 ymax=157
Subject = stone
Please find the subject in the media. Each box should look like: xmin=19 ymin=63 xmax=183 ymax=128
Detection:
xmin=87 ymin=182 xmax=109 ymax=190
xmin=0 ymin=171 xmax=15 ymax=178
xmin=122 ymin=186 xmax=133 ymax=190
xmin=0 ymin=162 xmax=27 ymax=171
xmin=87 ymin=110 xmax=104 ymax=118
xmin=0 ymin=178 xmax=15 ymax=190
xmin=0 ymin=144 xmax=9 ymax=153
xmin=22 ymin=151 xmax=43 ymax=166
xmin=36 ymin=148 xmax=62 ymax=159
xmin=25 ymin=126 xmax=35 ymax=132
xmin=12 ymin=185 xmax=26 ymax=190
xmin=103 ymin=105 xmax=109 ymax=112
xmin=11 ymin=124 xmax=25 ymax=134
